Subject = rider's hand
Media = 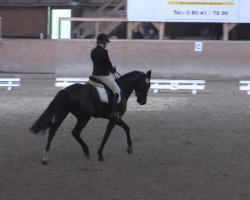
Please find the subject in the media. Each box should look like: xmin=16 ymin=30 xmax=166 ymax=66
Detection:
xmin=110 ymin=66 xmax=116 ymax=74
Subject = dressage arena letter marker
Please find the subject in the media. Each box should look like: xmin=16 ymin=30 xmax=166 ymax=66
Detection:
xmin=195 ymin=41 xmax=203 ymax=52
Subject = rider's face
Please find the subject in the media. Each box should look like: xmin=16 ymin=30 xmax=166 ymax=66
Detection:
xmin=103 ymin=42 xmax=107 ymax=48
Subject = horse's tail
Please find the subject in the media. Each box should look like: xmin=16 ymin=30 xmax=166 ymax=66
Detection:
xmin=30 ymin=89 xmax=68 ymax=135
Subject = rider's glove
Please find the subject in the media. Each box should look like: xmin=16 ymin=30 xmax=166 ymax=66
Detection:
xmin=110 ymin=66 xmax=116 ymax=74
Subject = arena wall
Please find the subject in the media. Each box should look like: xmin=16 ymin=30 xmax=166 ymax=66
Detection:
xmin=0 ymin=39 xmax=250 ymax=79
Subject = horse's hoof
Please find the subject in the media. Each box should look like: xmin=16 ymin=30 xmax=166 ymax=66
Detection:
xmin=98 ymin=156 xmax=104 ymax=162
xmin=41 ymin=160 xmax=48 ymax=165
xmin=84 ymin=153 xmax=90 ymax=159
xmin=127 ymin=147 xmax=133 ymax=154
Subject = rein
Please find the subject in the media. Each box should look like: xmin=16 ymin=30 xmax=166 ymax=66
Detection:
xmin=115 ymin=71 xmax=122 ymax=78
xmin=112 ymin=70 xmax=136 ymax=95
xmin=113 ymin=69 xmax=122 ymax=79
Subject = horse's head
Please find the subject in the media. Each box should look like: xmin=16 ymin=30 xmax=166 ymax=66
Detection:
xmin=134 ymin=70 xmax=151 ymax=105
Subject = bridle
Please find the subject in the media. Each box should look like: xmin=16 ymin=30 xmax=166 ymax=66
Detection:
xmin=113 ymin=70 xmax=148 ymax=98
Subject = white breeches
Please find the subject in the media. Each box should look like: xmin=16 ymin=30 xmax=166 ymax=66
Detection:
xmin=92 ymin=75 xmax=121 ymax=94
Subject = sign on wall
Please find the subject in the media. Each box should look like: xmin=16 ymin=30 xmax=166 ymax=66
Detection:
xmin=128 ymin=0 xmax=250 ymax=23
xmin=52 ymin=9 xmax=71 ymax=39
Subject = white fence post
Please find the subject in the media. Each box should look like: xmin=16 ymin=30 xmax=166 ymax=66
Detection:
xmin=153 ymin=83 xmax=159 ymax=94
xmin=239 ymin=81 xmax=250 ymax=95
xmin=0 ymin=78 xmax=21 ymax=90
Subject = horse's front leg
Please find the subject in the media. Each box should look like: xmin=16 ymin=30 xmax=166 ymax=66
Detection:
xmin=97 ymin=121 xmax=116 ymax=161
xmin=117 ymin=119 xmax=133 ymax=154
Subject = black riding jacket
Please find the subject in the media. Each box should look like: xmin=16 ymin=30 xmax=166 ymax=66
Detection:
xmin=90 ymin=45 xmax=115 ymax=76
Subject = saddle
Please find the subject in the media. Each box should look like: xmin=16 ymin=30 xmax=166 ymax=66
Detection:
xmin=88 ymin=76 xmax=121 ymax=104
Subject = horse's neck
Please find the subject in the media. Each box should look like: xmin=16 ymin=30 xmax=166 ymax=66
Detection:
xmin=120 ymin=85 xmax=134 ymax=100
xmin=117 ymin=77 xmax=137 ymax=100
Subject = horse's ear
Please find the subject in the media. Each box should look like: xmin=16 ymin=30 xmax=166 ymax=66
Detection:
xmin=146 ymin=70 xmax=151 ymax=78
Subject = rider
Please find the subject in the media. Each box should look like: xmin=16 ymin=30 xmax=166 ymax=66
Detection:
xmin=90 ymin=33 xmax=121 ymax=121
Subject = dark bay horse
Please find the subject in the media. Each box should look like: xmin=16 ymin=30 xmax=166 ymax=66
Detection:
xmin=30 ymin=70 xmax=151 ymax=164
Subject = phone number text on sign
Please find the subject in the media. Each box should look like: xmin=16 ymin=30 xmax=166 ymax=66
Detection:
xmin=174 ymin=10 xmax=230 ymax=16
xmin=167 ymin=0 xmax=238 ymax=21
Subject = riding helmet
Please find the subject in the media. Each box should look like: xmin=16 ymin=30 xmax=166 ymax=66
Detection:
xmin=97 ymin=33 xmax=110 ymax=44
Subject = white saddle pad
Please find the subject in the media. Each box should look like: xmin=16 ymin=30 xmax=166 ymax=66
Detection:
xmin=88 ymin=80 xmax=121 ymax=104
xmin=96 ymin=87 xmax=109 ymax=103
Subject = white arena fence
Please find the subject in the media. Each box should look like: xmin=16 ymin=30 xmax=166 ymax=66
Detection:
xmin=150 ymin=79 xmax=205 ymax=94
xmin=239 ymin=81 xmax=250 ymax=95
xmin=55 ymin=77 xmax=206 ymax=94
xmin=0 ymin=78 xmax=21 ymax=91
xmin=55 ymin=78 xmax=89 ymax=88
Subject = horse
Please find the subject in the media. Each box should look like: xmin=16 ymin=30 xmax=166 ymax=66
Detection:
xmin=30 ymin=70 xmax=151 ymax=164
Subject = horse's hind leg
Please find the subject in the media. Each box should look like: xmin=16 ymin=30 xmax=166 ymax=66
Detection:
xmin=42 ymin=111 xmax=68 ymax=165
xmin=71 ymin=116 xmax=91 ymax=159
xmin=117 ymin=119 xmax=133 ymax=154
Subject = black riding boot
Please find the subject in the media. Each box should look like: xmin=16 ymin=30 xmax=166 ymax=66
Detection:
xmin=109 ymin=93 xmax=120 ymax=121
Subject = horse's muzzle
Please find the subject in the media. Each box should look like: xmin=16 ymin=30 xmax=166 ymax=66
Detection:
xmin=136 ymin=92 xmax=147 ymax=105
xmin=137 ymin=99 xmax=146 ymax=105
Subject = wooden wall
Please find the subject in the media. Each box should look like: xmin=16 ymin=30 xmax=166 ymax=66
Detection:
xmin=0 ymin=7 xmax=47 ymax=38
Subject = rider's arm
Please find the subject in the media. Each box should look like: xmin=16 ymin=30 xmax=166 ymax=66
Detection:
xmin=103 ymin=49 xmax=116 ymax=73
